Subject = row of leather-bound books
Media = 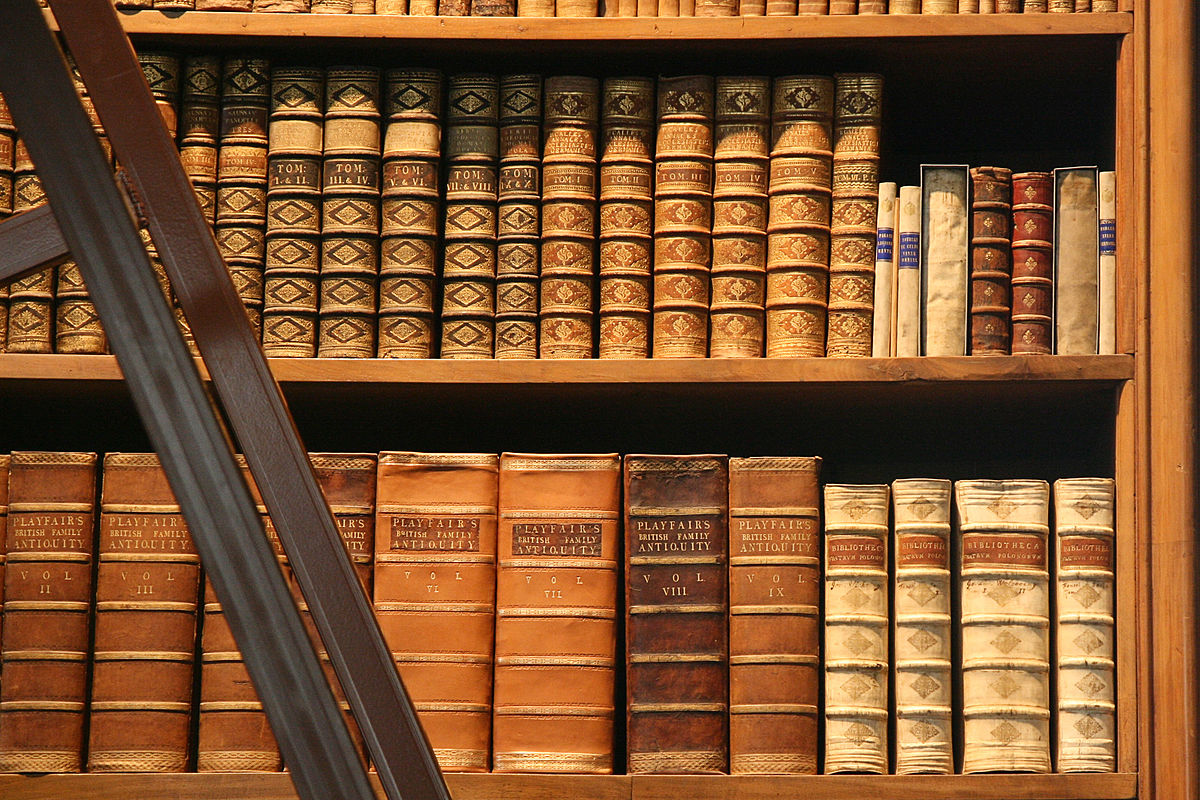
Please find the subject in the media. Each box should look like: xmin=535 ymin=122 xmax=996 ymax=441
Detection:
xmin=0 ymin=451 xmax=1115 ymax=775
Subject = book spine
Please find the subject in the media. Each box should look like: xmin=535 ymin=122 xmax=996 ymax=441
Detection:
xmin=1054 ymin=167 xmax=1100 ymax=355
xmin=822 ymin=483 xmax=889 ymax=774
xmin=653 ymin=76 xmax=714 ymax=359
xmin=493 ymin=453 xmax=621 ymax=773
xmin=598 ymin=77 xmax=655 ymax=359
xmin=377 ymin=0 xmax=410 ymax=10
xmin=262 ymin=66 xmax=324 ymax=358
xmin=253 ymin=0 xmax=310 ymax=11
xmin=920 ymin=165 xmax=969 ymax=356
xmin=312 ymin=0 xmax=353 ymax=10
xmin=352 ymin=0 xmax=375 ymax=11
xmin=891 ymin=478 xmax=953 ymax=775
xmin=88 ymin=454 xmax=200 ymax=773
xmin=1092 ymin=0 xmax=1115 ymax=9
xmin=1098 ymin=171 xmax=1116 ymax=354
xmin=871 ymin=182 xmax=896 ymax=357
xmin=216 ymin=57 xmax=271 ymax=340
xmin=980 ymin=0 xmax=995 ymax=10
xmin=625 ymin=454 xmax=729 ymax=774
xmin=1074 ymin=0 xmax=1091 ymax=11
xmin=8 ymin=140 xmax=55 ymax=354
xmin=441 ymin=75 xmax=500 ymax=359
xmin=959 ymin=0 xmax=979 ymax=10
xmin=765 ymin=0 xmax=796 ymax=13
xmin=996 ymin=0 xmax=1019 ymax=8
xmin=0 ymin=95 xmax=16 ymax=348
xmin=740 ymin=0 xmax=765 ymax=12
xmin=858 ymin=0 xmax=886 ymax=10
xmin=1054 ymin=477 xmax=1116 ymax=773
xmin=474 ymin=0 xmax=517 ymax=13
xmin=541 ymin=77 xmax=599 ymax=359
xmin=319 ymin=67 xmax=382 ymax=359
xmin=179 ymin=56 xmax=221 ymax=230
xmin=1010 ymin=172 xmax=1053 ymax=355
xmin=826 ymin=74 xmax=883 ymax=358
xmin=696 ymin=0 xmax=738 ymax=13
xmin=557 ymin=0 xmax=597 ymax=12
xmin=379 ymin=69 xmax=443 ymax=359
xmin=494 ymin=74 xmax=542 ymax=359
xmin=970 ymin=166 xmax=1014 ymax=355
xmin=518 ymin=0 xmax=555 ymax=14
xmin=798 ymin=0 xmax=829 ymax=10
xmin=923 ymin=0 xmax=955 ymax=10
xmin=0 ymin=452 xmax=98 ymax=773
xmin=889 ymin=0 xmax=918 ymax=9
xmin=710 ymin=77 xmax=769 ymax=358
xmin=1024 ymin=0 xmax=1048 ymax=11
xmin=895 ymin=185 xmax=921 ymax=357
xmin=0 ymin=456 xmax=8 ymax=657
xmin=765 ymin=76 xmax=834 ymax=358
xmin=830 ymin=0 xmax=857 ymax=10
xmin=728 ymin=456 xmax=821 ymax=775
xmin=956 ymin=479 xmax=1052 ymax=773
xmin=1049 ymin=0 xmax=1073 ymax=9
xmin=155 ymin=0 xmax=195 ymax=8
xmin=195 ymin=0 xmax=251 ymax=8
xmin=373 ymin=452 xmax=499 ymax=773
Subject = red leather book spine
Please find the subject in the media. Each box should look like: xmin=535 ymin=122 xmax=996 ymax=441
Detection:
xmin=1010 ymin=171 xmax=1053 ymax=355
xmin=970 ymin=166 xmax=1013 ymax=355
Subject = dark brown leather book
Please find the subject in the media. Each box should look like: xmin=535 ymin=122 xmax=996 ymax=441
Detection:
xmin=625 ymin=454 xmax=729 ymax=774
xmin=473 ymin=0 xmax=516 ymax=13
xmin=0 ymin=452 xmax=98 ymax=773
xmin=179 ymin=55 xmax=221 ymax=227
xmin=728 ymin=456 xmax=821 ymax=774
xmin=0 ymin=95 xmax=16 ymax=348
xmin=8 ymin=140 xmax=55 ymax=354
xmin=319 ymin=67 xmax=382 ymax=359
xmin=970 ymin=166 xmax=1013 ymax=355
xmin=373 ymin=453 xmax=498 ymax=772
xmin=1010 ymin=171 xmax=1053 ymax=355
xmin=0 ymin=456 xmax=8 ymax=676
xmin=493 ymin=454 xmax=620 ymax=773
xmin=88 ymin=454 xmax=201 ymax=773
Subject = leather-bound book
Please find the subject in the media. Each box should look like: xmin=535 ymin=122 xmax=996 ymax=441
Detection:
xmin=728 ymin=457 xmax=821 ymax=775
xmin=0 ymin=96 xmax=16 ymax=348
xmin=254 ymin=0 xmax=310 ymax=13
xmin=216 ymin=57 xmax=271 ymax=339
xmin=970 ymin=166 xmax=1013 ymax=355
xmin=518 ymin=0 xmax=555 ymax=15
xmin=920 ymin=165 xmax=970 ymax=356
xmin=373 ymin=452 xmax=499 ymax=772
xmin=379 ymin=69 xmax=443 ymax=359
xmin=494 ymin=74 xmax=541 ymax=359
xmin=625 ymin=454 xmax=729 ymax=774
xmin=765 ymin=75 xmax=834 ymax=358
xmin=1098 ymin=170 xmax=1116 ymax=354
xmin=871 ymin=182 xmax=896 ymax=357
xmin=765 ymin=0 xmax=796 ymax=13
xmin=312 ymin=0 xmax=353 ymax=11
xmin=653 ymin=77 xmax=714 ymax=358
xmin=1093 ymin=0 xmax=1115 ymax=10
xmin=556 ymin=0 xmax=596 ymax=13
xmin=830 ymin=0 xmax=857 ymax=11
xmin=959 ymin=0 xmax=979 ymax=10
xmin=710 ymin=77 xmax=769 ymax=358
xmin=696 ymin=0 xmax=738 ymax=13
xmin=0 ymin=452 xmax=98 ymax=773
xmin=895 ymin=185 xmax=921 ymax=357
xmin=441 ymin=75 xmax=500 ymax=359
xmin=1010 ymin=172 xmax=1053 ymax=355
xmin=826 ymin=74 xmax=883 ymax=358
xmin=858 ymin=0 xmax=885 ymax=11
xmin=1023 ymin=0 xmax=1047 ymax=10
xmin=956 ymin=479 xmax=1051 ymax=773
xmin=493 ymin=453 xmax=621 ymax=772
xmin=377 ymin=0 xmax=409 ymax=11
xmin=822 ymin=483 xmax=889 ymax=774
xmin=1049 ymin=0 xmax=1073 ymax=9
xmin=892 ymin=479 xmax=953 ymax=774
xmin=88 ymin=454 xmax=200 ymax=773
xmin=889 ymin=0 xmax=917 ymax=10
xmin=8 ymin=140 xmax=55 ymax=354
xmin=598 ymin=77 xmax=655 ymax=359
xmin=798 ymin=0 xmax=829 ymax=11
xmin=740 ymin=0 xmax=764 ymax=13
xmin=1053 ymin=166 xmax=1099 ymax=355
xmin=923 ymin=0 xmax=954 ymax=10
xmin=1054 ymin=478 xmax=1116 ymax=773
xmin=541 ymin=77 xmax=599 ymax=358
xmin=0 ymin=457 xmax=7 ymax=657
xmin=474 ymin=0 xmax=517 ymax=14
xmin=262 ymin=67 xmax=324 ymax=358
xmin=196 ymin=0 xmax=251 ymax=10
xmin=353 ymin=0 xmax=375 ymax=11
xmin=319 ymin=67 xmax=382 ymax=359
xmin=997 ymin=0 xmax=1020 ymax=9
xmin=179 ymin=56 xmax=221 ymax=229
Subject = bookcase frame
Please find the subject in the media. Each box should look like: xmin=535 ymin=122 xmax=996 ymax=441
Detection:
xmin=0 ymin=2 xmax=1194 ymax=799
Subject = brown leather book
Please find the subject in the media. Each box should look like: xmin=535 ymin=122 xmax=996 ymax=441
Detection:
xmin=179 ymin=56 xmax=221 ymax=228
xmin=541 ymin=77 xmax=600 ymax=359
xmin=728 ymin=457 xmax=821 ymax=775
xmin=1010 ymin=171 xmax=1053 ymax=355
xmin=8 ymin=140 xmax=55 ymax=354
xmin=254 ymin=0 xmax=310 ymax=11
xmin=88 ymin=454 xmax=201 ymax=773
xmin=830 ymin=0 xmax=857 ymax=10
xmin=262 ymin=66 xmax=325 ymax=358
xmin=441 ymin=75 xmax=500 ymax=359
xmin=379 ymin=69 xmax=443 ymax=359
xmin=857 ymin=0 xmax=885 ymax=11
xmin=318 ymin=67 xmax=382 ymax=359
xmin=0 ymin=456 xmax=8 ymax=677
xmin=495 ymin=74 xmax=542 ymax=360
xmin=970 ymin=166 xmax=1013 ymax=355
xmin=474 ymin=0 xmax=517 ymax=13
xmin=196 ymin=0 xmax=252 ymax=9
xmin=598 ymin=77 xmax=655 ymax=359
xmin=654 ymin=77 xmax=715 ymax=358
xmin=0 ymin=452 xmax=98 ymax=773
xmin=312 ymin=0 xmax=353 ymax=10
xmin=0 ymin=95 xmax=16 ymax=348
xmin=493 ymin=454 xmax=620 ymax=773
xmin=625 ymin=454 xmax=729 ymax=774
xmin=373 ymin=453 xmax=498 ymax=772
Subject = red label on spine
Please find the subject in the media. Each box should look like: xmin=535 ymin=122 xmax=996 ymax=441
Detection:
xmin=1059 ymin=535 xmax=1113 ymax=569
xmin=826 ymin=535 xmax=885 ymax=567
xmin=897 ymin=533 xmax=948 ymax=567
xmin=962 ymin=533 xmax=1046 ymax=568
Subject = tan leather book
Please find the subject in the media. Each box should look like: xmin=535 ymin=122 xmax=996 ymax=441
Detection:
xmin=0 ymin=452 xmax=98 ymax=773
xmin=379 ymin=69 xmax=443 ymax=359
xmin=625 ymin=454 xmax=729 ymax=774
xmin=710 ymin=77 xmax=769 ymax=358
xmin=956 ymin=479 xmax=1051 ymax=773
xmin=1053 ymin=167 xmax=1100 ymax=355
xmin=557 ymin=0 xmax=597 ymax=13
xmin=353 ymin=0 xmax=375 ymax=11
xmin=1054 ymin=478 xmax=1116 ymax=773
xmin=254 ymin=0 xmax=310 ymax=11
xmin=696 ymin=0 xmax=738 ymax=13
xmin=1023 ymin=0 xmax=1048 ymax=10
xmin=495 ymin=75 xmax=541 ymax=359
xmin=970 ymin=167 xmax=1013 ymax=355
xmin=8 ymin=140 xmax=55 ymax=354
xmin=541 ymin=77 xmax=600 ymax=359
xmin=653 ymin=77 xmax=714 ymax=358
xmin=739 ymin=0 xmax=764 ymax=12
xmin=262 ymin=66 xmax=325 ymax=358
xmin=728 ymin=457 xmax=821 ymax=775
xmin=493 ymin=453 xmax=620 ymax=772
xmin=373 ymin=453 xmax=498 ymax=772
xmin=1049 ymin=0 xmax=1073 ymax=9
xmin=88 ymin=454 xmax=200 ymax=773
xmin=318 ymin=67 xmax=382 ymax=359
xmin=312 ymin=0 xmax=353 ymax=10
xmin=179 ymin=56 xmax=221 ymax=227
xmin=826 ymin=74 xmax=883 ymax=358
xmin=0 ymin=95 xmax=15 ymax=347
xmin=830 ymin=0 xmax=857 ymax=10
xmin=598 ymin=77 xmax=654 ymax=359
xmin=1092 ymin=0 xmax=1115 ymax=9
xmin=798 ymin=0 xmax=829 ymax=10
xmin=474 ymin=0 xmax=517 ymax=13
xmin=920 ymin=165 xmax=970 ymax=356
xmin=765 ymin=0 xmax=796 ymax=12
xmin=196 ymin=0 xmax=252 ymax=9
xmin=889 ymin=0 xmax=918 ymax=10
xmin=858 ymin=0 xmax=885 ymax=11
xmin=891 ymin=479 xmax=953 ymax=774
xmin=822 ymin=483 xmax=889 ymax=774
xmin=1010 ymin=172 xmax=1053 ymax=355
xmin=518 ymin=0 xmax=555 ymax=13
xmin=377 ymin=0 xmax=409 ymax=11
xmin=996 ymin=0 xmax=1020 ymax=9
xmin=0 ymin=456 xmax=8 ymax=677
xmin=765 ymin=76 xmax=833 ymax=358
xmin=922 ymin=0 xmax=954 ymax=10
xmin=959 ymin=0 xmax=979 ymax=9
xmin=441 ymin=75 xmax=500 ymax=359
